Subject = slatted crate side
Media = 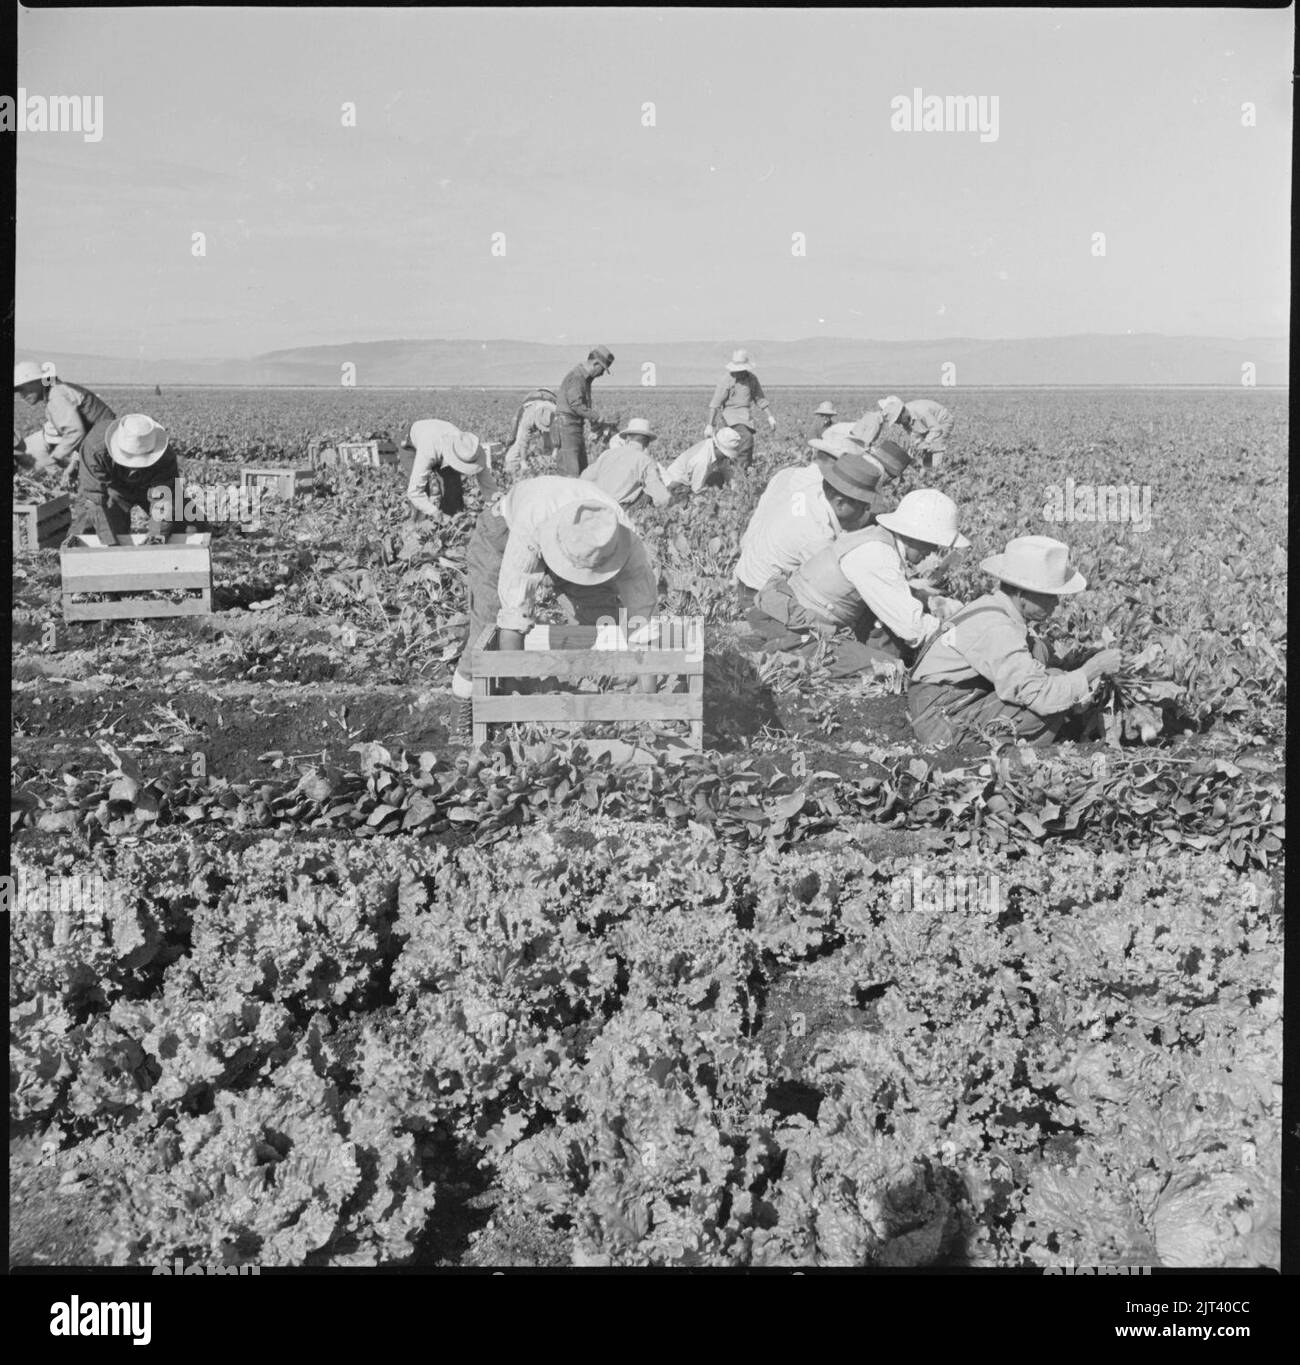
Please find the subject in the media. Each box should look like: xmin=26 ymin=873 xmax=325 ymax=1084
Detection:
xmin=13 ymin=494 xmax=72 ymax=551
xmin=239 ymin=466 xmax=314 ymax=497
xmin=335 ymin=441 xmax=381 ymax=467
xmin=60 ymin=535 xmax=214 ymax=622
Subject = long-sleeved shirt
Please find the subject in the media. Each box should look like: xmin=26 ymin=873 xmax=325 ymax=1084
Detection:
xmin=556 ymin=364 xmax=601 ymax=425
xmin=78 ymin=442 xmax=179 ymax=503
xmin=493 ymin=476 xmax=659 ymax=634
xmin=581 ymin=442 xmax=671 ymax=508
xmin=831 ymin=531 xmax=940 ymax=646
xmin=708 ymin=373 xmax=769 ymax=430
xmin=910 ymin=590 xmax=1093 ymax=717
xmin=43 ymin=381 xmax=116 ymax=461
xmin=660 ymin=437 xmax=724 ymax=493
xmin=406 ymin=418 xmax=498 ymax=517
xmin=904 ymin=399 xmax=954 ymax=449
xmin=734 ymin=464 xmax=844 ymax=591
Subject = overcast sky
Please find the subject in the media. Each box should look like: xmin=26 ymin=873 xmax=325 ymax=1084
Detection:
xmin=14 ymin=6 xmax=1294 ymax=358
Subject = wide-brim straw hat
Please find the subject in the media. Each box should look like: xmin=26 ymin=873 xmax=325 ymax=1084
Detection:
xmin=878 ymin=395 xmax=906 ymax=424
xmin=712 ymin=427 xmax=745 ymax=456
xmin=618 ymin=417 xmax=657 ymax=442
xmin=814 ymin=401 xmax=837 ymax=416
xmin=875 ymin=489 xmax=969 ymax=549
xmin=106 ymin=414 xmax=169 ymax=467
xmin=443 ymin=431 xmax=484 ymax=475
xmin=539 ymin=500 xmax=633 ymax=585
xmin=808 ymin=434 xmax=880 ymax=468
xmin=14 ymin=360 xmax=48 ymax=388
xmin=726 ymin=349 xmax=755 ymax=372
xmin=981 ymin=535 xmax=1087 ymax=595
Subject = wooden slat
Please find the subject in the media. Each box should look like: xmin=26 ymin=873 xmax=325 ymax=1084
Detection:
xmin=475 ymin=693 xmax=700 ymax=723
xmin=63 ymin=594 xmax=212 ymax=621
xmin=471 ymin=674 xmax=489 ymax=749
xmin=470 ymin=649 xmax=702 ymax=678
xmin=62 ymin=571 xmax=212 ymax=593
xmin=61 ymin=545 xmax=211 ymax=579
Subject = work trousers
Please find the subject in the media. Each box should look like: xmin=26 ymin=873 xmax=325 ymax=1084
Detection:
xmin=555 ymin=418 xmax=588 ymax=477
xmin=908 ymin=677 xmax=1063 ymax=747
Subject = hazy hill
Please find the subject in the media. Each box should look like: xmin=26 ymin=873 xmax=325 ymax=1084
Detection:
xmin=14 ymin=335 xmax=1287 ymax=388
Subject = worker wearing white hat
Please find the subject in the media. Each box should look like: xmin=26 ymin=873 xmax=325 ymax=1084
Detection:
xmin=909 ymin=535 xmax=1122 ymax=747
xmin=660 ymin=426 xmax=744 ymax=495
xmin=705 ymin=350 xmax=776 ymax=471
xmin=14 ymin=359 xmax=117 ymax=485
xmin=450 ymin=476 xmax=660 ymax=739
xmin=65 ymin=412 xmax=182 ymax=546
xmin=893 ymin=397 xmax=954 ymax=469
xmin=582 ymin=418 xmax=672 ymax=509
xmin=811 ymin=401 xmax=838 ymax=439
xmin=403 ymin=419 xmax=498 ymax=523
xmin=753 ymin=489 xmax=968 ymax=671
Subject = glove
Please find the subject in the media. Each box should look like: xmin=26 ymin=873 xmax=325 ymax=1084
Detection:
xmin=767 ymin=414 xmax=777 ymax=431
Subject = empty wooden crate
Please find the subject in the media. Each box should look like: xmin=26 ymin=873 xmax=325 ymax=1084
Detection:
xmin=470 ymin=615 xmax=704 ymax=749
xmin=13 ymin=494 xmax=72 ymax=552
xmin=61 ymin=533 xmax=214 ymax=622
xmin=239 ymin=466 xmax=315 ymax=498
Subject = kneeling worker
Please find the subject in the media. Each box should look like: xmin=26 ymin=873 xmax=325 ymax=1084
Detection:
xmin=659 ymin=426 xmax=744 ymax=495
xmin=754 ymin=488 xmax=968 ymax=671
xmin=404 ymin=419 xmax=498 ymax=523
xmin=449 ymin=476 xmax=661 ymax=742
xmin=14 ymin=360 xmax=117 ymax=486
xmin=908 ymin=535 xmax=1121 ymax=747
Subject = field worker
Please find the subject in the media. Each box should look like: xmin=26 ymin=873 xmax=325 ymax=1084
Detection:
xmin=660 ymin=426 xmax=744 ymax=495
xmin=706 ymin=349 xmax=776 ymax=471
xmin=895 ymin=397 xmax=955 ymax=469
xmin=733 ymin=437 xmax=881 ymax=612
xmin=403 ymin=419 xmax=498 ymax=523
xmin=811 ymin=401 xmax=837 ymax=438
xmin=503 ymin=387 xmax=558 ymax=475
xmin=449 ymin=476 xmax=660 ymax=739
xmin=752 ymin=490 xmax=968 ymax=669
xmin=14 ymin=360 xmax=117 ymax=485
xmin=581 ymin=419 xmax=671 ymax=510
xmin=66 ymin=413 xmax=181 ymax=546
xmin=909 ymin=535 xmax=1122 ymax=748
xmin=555 ymin=346 xmax=617 ymax=476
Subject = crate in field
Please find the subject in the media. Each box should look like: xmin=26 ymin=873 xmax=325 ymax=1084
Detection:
xmin=61 ymin=533 xmax=213 ymax=622
xmin=239 ymin=466 xmax=316 ymax=498
xmin=13 ymin=493 xmax=72 ymax=552
xmin=469 ymin=614 xmax=704 ymax=750
xmin=332 ymin=440 xmax=401 ymax=469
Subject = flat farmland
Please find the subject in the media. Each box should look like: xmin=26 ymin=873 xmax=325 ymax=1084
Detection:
xmin=9 ymin=386 xmax=1285 ymax=1269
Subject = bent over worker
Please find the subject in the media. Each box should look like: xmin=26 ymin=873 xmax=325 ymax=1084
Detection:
xmin=908 ymin=535 xmax=1121 ymax=747
xmin=404 ymin=419 xmax=498 ymax=523
xmin=555 ymin=346 xmax=616 ymax=476
xmin=503 ymin=388 xmax=557 ymax=474
xmin=14 ymin=360 xmax=117 ymax=485
xmin=66 ymin=413 xmax=181 ymax=546
xmin=449 ymin=476 xmax=660 ymax=741
xmin=753 ymin=488 xmax=968 ymax=672
xmin=582 ymin=418 xmax=671 ymax=509
xmin=660 ymin=426 xmax=744 ymax=495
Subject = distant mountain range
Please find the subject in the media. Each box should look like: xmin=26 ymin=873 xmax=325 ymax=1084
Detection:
xmin=14 ymin=335 xmax=1288 ymax=388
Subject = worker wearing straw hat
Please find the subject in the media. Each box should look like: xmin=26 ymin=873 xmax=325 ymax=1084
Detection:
xmin=554 ymin=347 xmax=617 ymax=477
xmin=810 ymin=401 xmax=838 ymax=439
xmin=894 ymin=396 xmax=955 ymax=469
xmin=14 ymin=359 xmax=117 ymax=486
xmin=403 ymin=418 xmax=498 ymax=523
xmin=733 ymin=436 xmax=880 ymax=612
xmin=706 ymin=349 xmax=776 ymax=471
xmin=909 ymin=535 xmax=1122 ymax=747
xmin=449 ymin=475 xmax=660 ymax=739
xmin=65 ymin=412 xmax=181 ymax=546
xmin=660 ymin=426 xmax=744 ymax=495
xmin=581 ymin=418 xmax=672 ymax=509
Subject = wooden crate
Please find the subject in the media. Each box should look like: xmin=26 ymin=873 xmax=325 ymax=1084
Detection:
xmin=61 ymin=533 xmax=213 ymax=622
xmin=470 ymin=615 xmax=704 ymax=750
xmin=332 ymin=440 xmax=400 ymax=469
xmin=13 ymin=494 xmax=72 ymax=552
xmin=239 ymin=466 xmax=315 ymax=498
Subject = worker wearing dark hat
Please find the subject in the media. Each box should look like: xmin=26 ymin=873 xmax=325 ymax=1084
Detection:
xmin=554 ymin=346 xmax=617 ymax=477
